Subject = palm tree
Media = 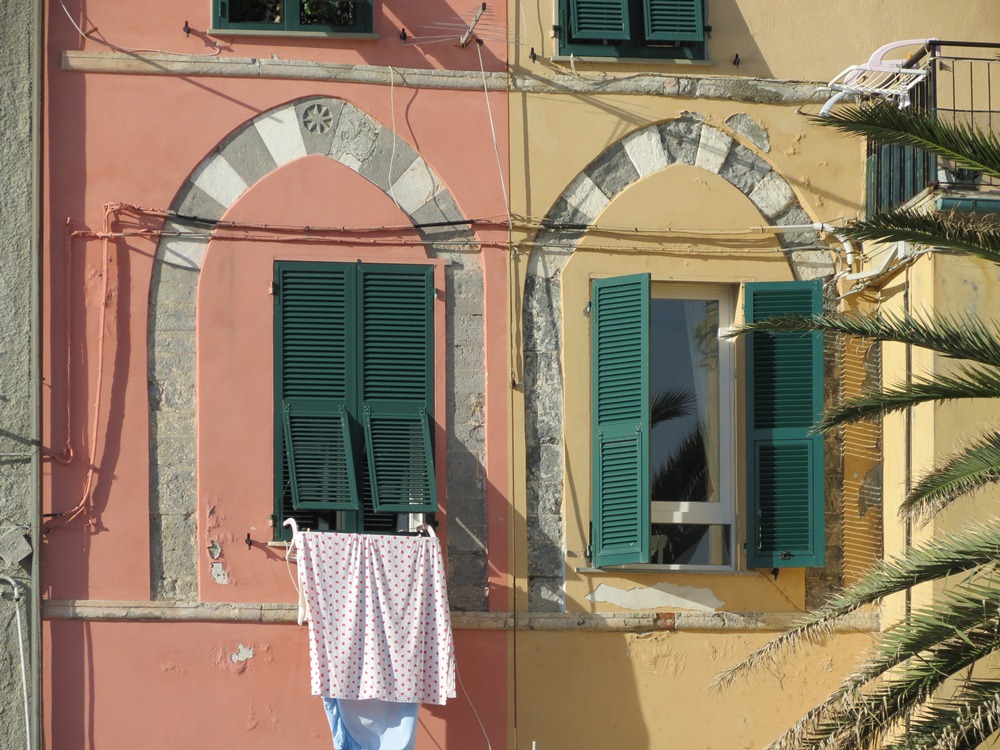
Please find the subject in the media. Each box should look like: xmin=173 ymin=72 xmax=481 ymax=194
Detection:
xmin=715 ymin=104 xmax=1000 ymax=750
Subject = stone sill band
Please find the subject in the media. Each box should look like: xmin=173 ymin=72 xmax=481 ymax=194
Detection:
xmin=42 ymin=600 xmax=878 ymax=633
xmin=62 ymin=51 xmax=825 ymax=103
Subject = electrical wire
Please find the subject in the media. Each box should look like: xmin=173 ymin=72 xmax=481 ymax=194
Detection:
xmin=456 ymin=660 xmax=493 ymax=750
xmin=387 ymin=67 xmax=402 ymax=210
xmin=45 ymin=214 xmax=114 ymax=530
xmin=477 ymin=42 xmax=511 ymax=228
xmin=112 ymin=202 xmax=508 ymax=234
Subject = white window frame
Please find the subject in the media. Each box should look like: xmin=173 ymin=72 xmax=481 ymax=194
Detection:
xmin=646 ymin=283 xmax=736 ymax=570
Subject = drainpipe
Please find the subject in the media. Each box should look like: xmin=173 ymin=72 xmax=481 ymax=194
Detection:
xmin=1 ymin=576 xmax=30 ymax=750
xmin=903 ymin=263 xmax=913 ymax=623
xmin=29 ymin=0 xmax=43 ymax=747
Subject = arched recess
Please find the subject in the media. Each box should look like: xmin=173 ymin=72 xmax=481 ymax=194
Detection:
xmin=528 ymin=113 xmax=831 ymax=279
xmin=147 ymin=96 xmax=482 ymax=600
xmin=521 ymin=114 xmax=836 ymax=611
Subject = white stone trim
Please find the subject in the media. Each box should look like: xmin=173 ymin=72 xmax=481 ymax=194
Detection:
xmin=253 ymin=105 xmax=308 ymax=167
xmin=390 ymin=157 xmax=443 ymax=214
xmin=190 ymin=154 xmax=249 ymax=210
xmin=622 ymin=127 xmax=670 ymax=179
xmin=160 ymin=220 xmax=209 ymax=269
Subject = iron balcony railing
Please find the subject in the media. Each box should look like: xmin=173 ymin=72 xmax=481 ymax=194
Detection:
xmin=866 ymin=40 xmax=1000 ymax=216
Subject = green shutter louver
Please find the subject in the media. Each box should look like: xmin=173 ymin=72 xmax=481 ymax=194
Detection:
xmin=282 ymin=403 xmax=360 ymax=510
xmin=358 ymin=265 xmax=433 ymax=405
xmin=277 ymin=265 xmax=353 ymax=401
xmin=358 ymin=264 xmax=438 ymax=514
xmin=275 ymin=263 xmax=361 ymax=513
xmin=745 ymin=280 xmax=824 ymax=568
xmin=364 ymin=410 xmax=438 ymax=513
xmin=644 ymin=0 xmax=703 ymax=41
xmin=570 ymin=0 xmax=631 ymax=41
xmin=591 ymin=274 xmax=650 ymax=567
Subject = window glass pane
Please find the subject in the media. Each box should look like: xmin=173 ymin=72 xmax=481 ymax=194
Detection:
xmin=649 ymin=297 xmax=719 ymax=504
xmin=651 ymin=524 xmax=731 ymax=566
xmin=229 ymin=0 xmax=283 ymax=23
xmin=301 ymin=0 xmax=357 ymax=27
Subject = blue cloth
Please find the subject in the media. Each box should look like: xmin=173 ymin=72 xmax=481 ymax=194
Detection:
xmin=323 ymin=697 xmax=419 ymax=750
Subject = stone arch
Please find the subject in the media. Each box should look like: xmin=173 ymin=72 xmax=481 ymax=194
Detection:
xmin=157 ymin=96 xmax=472 ymax=269
xmin=521 ymin=115 xmax=834 ymax=611
xmin=528 ymin=113 xmax=832 ymax=280
xmin=148 ymin=96 xmax=480 ymax=600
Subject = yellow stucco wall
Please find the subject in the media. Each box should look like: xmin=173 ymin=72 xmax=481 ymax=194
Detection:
xmin=507 ymin=88 xmax=863 ymax=749
xmin=511 ymin=1 xmax=1000 ymax=82
xmin=514 ymin=630 xmax=874 ymax=750
xmin=507 ymin=5 xmax=1000 ymax=750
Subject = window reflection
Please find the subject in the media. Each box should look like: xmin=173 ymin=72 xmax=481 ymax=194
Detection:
xmin=229 ymin=0 xmax=282 ymax=23
xmin=301 ymin=0 xmax=357 ymax=26
xmin=651 ymin=524 xmax=731 ymax=566
xmin=649 ymin=298 xmax=719 ymax=504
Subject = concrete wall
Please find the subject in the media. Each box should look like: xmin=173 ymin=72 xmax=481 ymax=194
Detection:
xmin=0 ymin=0 xmax=38 ymax=748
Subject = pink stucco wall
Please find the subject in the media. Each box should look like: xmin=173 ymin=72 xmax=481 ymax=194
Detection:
xmin=45 ymin=621 xmax=507 ymax=749
xmin=43 ymin=0 xmax=510 ymax=745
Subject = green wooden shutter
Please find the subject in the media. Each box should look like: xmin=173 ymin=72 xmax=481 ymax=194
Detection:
xmin=570 ymin=0 xmax=631 ymax=41
xmin=644 ymin=0 xmax=703 ymax=41
xmin=591 ymin=274 xmax=650 ymax=567
xmin=745 ymin=280 xmax=824 ymax=568
xmin=282 ymin=404 xmax=359 ymax=510
xmin=275 ymin=262 xmax=361 ymax=512
xmin=358 ymin=264 xmax=438 ymax=513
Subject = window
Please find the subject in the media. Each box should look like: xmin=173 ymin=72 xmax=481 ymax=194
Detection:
xmin=648 ymin=286 xmax=734 ymax=566
xmin=589 ymin=275 xmax=824 ymax=570
xmin=273 ymin=261 xmax=437 ymax=540
xmin=214 ymin=0 xmax=373 ymax=33
xmin=558 ymin=0 xmax=706 ymax=60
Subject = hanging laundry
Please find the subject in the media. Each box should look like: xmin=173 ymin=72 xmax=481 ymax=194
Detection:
xmin=295 ymin=531 xmax=456 ymax=706
xmin=322 ymin=697 xmax=419 ymax=750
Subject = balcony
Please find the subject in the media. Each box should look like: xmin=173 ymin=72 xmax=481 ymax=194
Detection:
xmin=842 ymin=41 xmax=1000 ymax=215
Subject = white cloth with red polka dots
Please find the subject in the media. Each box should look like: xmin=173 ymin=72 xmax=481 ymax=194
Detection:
xmin=296 ymin=531 xmax=456 ymax=705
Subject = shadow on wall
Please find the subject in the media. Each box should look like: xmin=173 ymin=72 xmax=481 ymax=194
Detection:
xmin=706 ymin=0 xmax=771 ymax=79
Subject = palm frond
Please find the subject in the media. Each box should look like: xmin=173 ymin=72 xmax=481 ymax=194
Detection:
xmin=884 ymin=680 xmax=1000 ymax=750
xmin=650 ymin=388 xmax=693 ymax=427
xmin=730 ymin=309 xmax=1000 ymax=367
xmin=650 ymin=427 xmax=707 ymax=503
xmin=820 ymin=364 xmax=1000 ymax=431
xmin=711 ymin=523 xmax=1000 ymax=690
xmin=852 ymin=573 xmax=1000 ymax=688
xmin=840 ymin=209 xmax=1000 ymax=266
xmin=815 ymin=105 xmax=1000 ymax=180
xmin=903 ymin=431 xmax=1000 ymax=522
xmin=768 ymin=614 xmax=1000 ymax=750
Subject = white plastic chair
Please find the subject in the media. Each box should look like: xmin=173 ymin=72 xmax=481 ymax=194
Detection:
xmin=820 ymin=39 xmax=938 ymax=116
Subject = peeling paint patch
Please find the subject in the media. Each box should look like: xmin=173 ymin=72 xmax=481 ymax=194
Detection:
xmin=206 ymin=504 xmax=220 ymax=533
xmin=586 ymin=582 xmax=724 ymax=612
xmin=230 ymin=643 xmax=255 ymax=664
xmin=207 ymin=539 xmax=222 ymax=559
xmin=209 ymin=561 xmax=229 ymax=584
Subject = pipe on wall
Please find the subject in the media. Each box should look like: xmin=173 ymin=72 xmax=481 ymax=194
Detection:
xmin=29 ymin=0 xmax=43 ymax=747
xmin=0 ymin=576 xmax=30 ymax=750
